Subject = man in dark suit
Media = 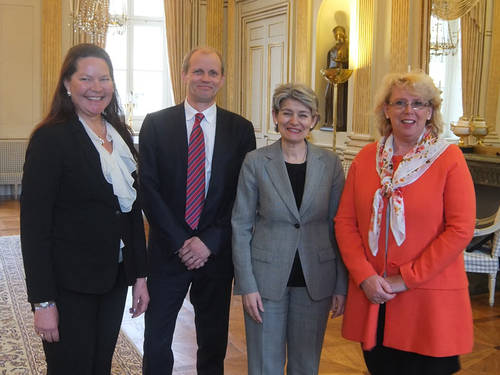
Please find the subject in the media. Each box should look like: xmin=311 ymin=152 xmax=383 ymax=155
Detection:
xmin=139 ymin=47 xmax=256 ymax=375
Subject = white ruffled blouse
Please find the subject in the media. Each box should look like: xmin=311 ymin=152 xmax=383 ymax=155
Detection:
xmin=79 ymin=117 xmax=137 ymax=262
xmin=79 ymin=117 xmax=137 ymax=213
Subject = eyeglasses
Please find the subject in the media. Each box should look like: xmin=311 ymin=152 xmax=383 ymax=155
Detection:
xmin=387 ymin=100 xmax=430 ymax=111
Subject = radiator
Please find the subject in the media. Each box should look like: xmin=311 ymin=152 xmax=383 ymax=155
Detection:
xmin=0 ymin=139 xmax=28 ymax=199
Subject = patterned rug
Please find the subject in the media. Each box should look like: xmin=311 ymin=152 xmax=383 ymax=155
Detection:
xmin=0 ymin=235 xmax=143 ymax=374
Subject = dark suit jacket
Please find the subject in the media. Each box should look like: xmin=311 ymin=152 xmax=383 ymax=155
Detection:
xmin=139 ymin=103 xmax=256 ymax=277
xmin=20 ymin=118 xmax=147 ymax=304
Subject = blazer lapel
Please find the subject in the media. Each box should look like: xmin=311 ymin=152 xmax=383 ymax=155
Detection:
xmin=173 ymin=103 xmax=189 ymax=173
xmin=68 ymin=119 xmax=118 ymax=206
xmin=299 ymin=142 xmax=325 ymax=217
xmin=264 ymin=141 xmax=301 ymax=222
xmin=206 ymin=107 xmax=227 ymax=200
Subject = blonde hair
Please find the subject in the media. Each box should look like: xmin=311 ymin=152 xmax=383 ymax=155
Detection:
xmin=373 ymin=71 xmax=444 ymax=137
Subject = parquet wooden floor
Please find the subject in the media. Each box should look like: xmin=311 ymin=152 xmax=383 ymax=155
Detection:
xmin=1 ymin=198 xmax=498 ymax=374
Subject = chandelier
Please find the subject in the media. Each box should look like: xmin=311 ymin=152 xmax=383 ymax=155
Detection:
xmin=429 ymin=15 xmax=459 ymax=56
xmin=70 ymin=0 xmax=127 ymax=42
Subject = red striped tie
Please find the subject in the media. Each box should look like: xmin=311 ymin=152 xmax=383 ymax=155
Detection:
xmin=185 ymin=113 xmax=205 ymax=229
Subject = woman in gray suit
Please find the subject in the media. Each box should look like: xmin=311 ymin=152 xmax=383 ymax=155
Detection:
xmin=232 ymin=83 xmax=348 ymax=374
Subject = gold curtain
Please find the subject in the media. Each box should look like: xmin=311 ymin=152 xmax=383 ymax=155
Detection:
xmin=420 ymin=0 xmax=432 ymax=72
xmin=485 ymin=1 xmax=500 ymax=134
xmin=71 ymin=0 xmax=110 ymax=47
xmin=164 ymin=0 xmax=193 ymax=104
xmin=42 ymin=0 xmax=62 ymax=115
xmin=460 ymin=0 xmax=486 ymax=118
xmin=206 ymin=0 xmax=223 ymax=54
xmin=390 ymin=0 xmax=410 ymax=72
xmin=433 ymin=0 xmax=480 ymax=20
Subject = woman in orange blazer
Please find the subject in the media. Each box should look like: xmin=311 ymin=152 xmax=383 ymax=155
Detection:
xmin=334 ymin=71 xmax=475 ymax=375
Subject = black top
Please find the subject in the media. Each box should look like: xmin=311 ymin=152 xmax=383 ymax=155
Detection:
xmin=285 ymin=161 xmax=307 ymax=287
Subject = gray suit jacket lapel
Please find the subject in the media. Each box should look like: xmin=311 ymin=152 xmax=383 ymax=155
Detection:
xmin=264 ymin=141 xmax=301 ymax=222
xmin=300 ymin=142 xmax=325 ymax=217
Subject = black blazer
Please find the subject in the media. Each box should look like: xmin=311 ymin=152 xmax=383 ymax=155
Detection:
xmin=139 ymin=103 xmax=256 ymax=277
xmin=20 ymin=118 xmax=147 ymax=304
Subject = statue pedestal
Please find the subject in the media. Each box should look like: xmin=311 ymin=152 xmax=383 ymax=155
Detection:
xmin=320 ymin=67 xmax=352 ymax=150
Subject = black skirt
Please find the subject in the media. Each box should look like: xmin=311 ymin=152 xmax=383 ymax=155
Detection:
xmin=362 ymin=303 xmax=460 ymax=375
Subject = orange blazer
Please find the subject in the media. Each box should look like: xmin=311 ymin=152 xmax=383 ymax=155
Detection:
xmin=334 ymin=142 xmax=475 ymax=357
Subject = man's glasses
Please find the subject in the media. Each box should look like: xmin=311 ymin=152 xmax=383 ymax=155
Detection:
xmin=388 ymin=100 xmax=430 ymax=111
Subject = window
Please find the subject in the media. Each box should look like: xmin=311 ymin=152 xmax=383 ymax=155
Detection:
xmin=106 ymin=0 xmax=174 ymax=133
xmin=428 ymin=15 xmax=462 ymax=139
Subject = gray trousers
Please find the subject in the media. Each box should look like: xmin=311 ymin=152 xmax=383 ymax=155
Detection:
xmin=244 ymin=287 xmax=331 ymax=375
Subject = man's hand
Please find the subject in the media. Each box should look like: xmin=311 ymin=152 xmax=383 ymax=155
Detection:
xmin=130 ymin=277 xmax=150 ymax=318
xmin=178 ymin=236 xmax=211 ymax=270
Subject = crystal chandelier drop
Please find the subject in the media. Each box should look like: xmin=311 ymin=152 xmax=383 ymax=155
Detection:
xmin=71 ymin=0 xmax=110 ymax=44
xmin=429 ymin=15 xmax=459 ymax=57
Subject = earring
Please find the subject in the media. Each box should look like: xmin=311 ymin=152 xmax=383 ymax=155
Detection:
xmin=67 ymin=90 xmax=71 ymax=97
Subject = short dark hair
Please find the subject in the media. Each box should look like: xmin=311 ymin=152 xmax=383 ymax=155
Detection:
xmin=272 ymin=83 xmax=320 ymax=132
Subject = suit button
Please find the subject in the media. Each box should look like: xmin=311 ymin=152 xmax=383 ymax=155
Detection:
xmin=115 ymin=210 xmax=121 ymax=216
xmin=294 ymin=223 xmax=300 ymax=228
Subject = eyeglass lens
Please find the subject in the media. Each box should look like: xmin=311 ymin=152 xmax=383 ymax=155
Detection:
xmin=389 ymin=100 xmax=428 ymax=110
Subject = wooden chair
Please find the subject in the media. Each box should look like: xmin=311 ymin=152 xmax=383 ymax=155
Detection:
xmin=464 ymin=207 xmax=500 ymax=306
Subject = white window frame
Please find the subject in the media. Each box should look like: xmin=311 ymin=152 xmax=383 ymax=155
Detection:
xmin=107 ymin=0 xmax=173 ymax=134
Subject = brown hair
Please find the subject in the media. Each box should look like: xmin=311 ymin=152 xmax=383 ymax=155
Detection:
xmin=35 ymin=43 xmax=137 ymax=159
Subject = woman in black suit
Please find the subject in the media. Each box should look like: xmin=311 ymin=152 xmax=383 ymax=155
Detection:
xmin=20 ymin=43 xmax=149 ymax=375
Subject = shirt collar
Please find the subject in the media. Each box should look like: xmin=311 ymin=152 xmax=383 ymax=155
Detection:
xmin=184 ymin=101 xmax=217 ymax=125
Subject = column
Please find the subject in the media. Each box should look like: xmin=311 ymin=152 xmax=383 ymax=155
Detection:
xmin=343 ymin=0 xmax=375 ymax=170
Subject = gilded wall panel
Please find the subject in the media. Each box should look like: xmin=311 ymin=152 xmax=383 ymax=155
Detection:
xmin=0 ymin=0 xmax=41 ymax=138
xmin=42 ymin=0 xmax=62 ymax=115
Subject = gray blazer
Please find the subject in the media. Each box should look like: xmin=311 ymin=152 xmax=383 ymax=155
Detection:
xmin=232 ymin=140 xmax=348 ymax=301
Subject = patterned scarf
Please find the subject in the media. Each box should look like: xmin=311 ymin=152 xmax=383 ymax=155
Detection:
xmin=368 ymin=130 xmax=449 ymax=255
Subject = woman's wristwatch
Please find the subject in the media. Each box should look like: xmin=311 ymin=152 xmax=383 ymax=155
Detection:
xmin=34 ymin=301 xmax=56 ymax=310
